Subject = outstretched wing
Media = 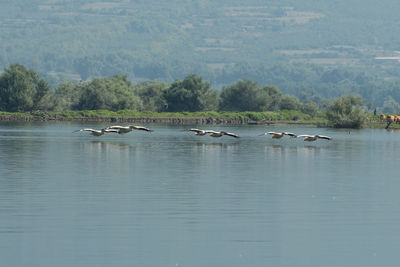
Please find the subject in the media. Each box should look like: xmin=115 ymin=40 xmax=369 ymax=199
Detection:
xmin=296 ymin=135 xmax=312 ymax=138
xmin=283 ymin=132 xmax=297 ymax=137
xmin=107 ymin=125 xmax=126 ymax=130
xmin=222 ymin=131 xmax=240 ymax=138
xmin=103 ymin=128 xmax=120 ymax=133
xmin=131 ymin=126 xmax=153 ymax=132
xmin=73 ymin=128 xmax=96 ymax=133
xmin=187 ymin=128 xmax=203 ymax=133
xmin=316 ymin=135 xmax=332 ymax=140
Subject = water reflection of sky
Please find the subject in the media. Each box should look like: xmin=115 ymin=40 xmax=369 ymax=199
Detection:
xmin=1 ymin=123 xmax=400 ymax=267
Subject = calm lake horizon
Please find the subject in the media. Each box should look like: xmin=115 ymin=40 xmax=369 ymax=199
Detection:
xmin=1 ymin=121 xmax=400 ymax=267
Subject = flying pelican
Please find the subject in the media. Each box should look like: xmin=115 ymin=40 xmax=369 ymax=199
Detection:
xmin=73 ymin=128 xmax=111 ymax=136
xmin=106 ymin=125 xmax=153 ymax=134
xmin=221 ymin=131 xmax=240 ymax=138
xmin=185 ymin=128 xmax=209 ymax=136
xmin=297 ymin=134 xmax=332 ymax=141
xmin=263 ymin=131 xmax=297 ymax=138
xmin=207 ymin=130 xmax=240 ymax=138
xmin=103 ymin=128 xmax=121 ymax=134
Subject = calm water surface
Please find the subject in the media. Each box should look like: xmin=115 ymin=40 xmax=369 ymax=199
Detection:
xmin=1 ymin=122 xmax=400 ymax=267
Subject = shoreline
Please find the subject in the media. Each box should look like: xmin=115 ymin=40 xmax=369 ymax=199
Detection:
xmin=0 ymin=114 xmax=282 ymax=125
xmin=0 ymin=112 xmax=394 ymax=129
xmin=0 ymin=113 xmax=318 ymax=125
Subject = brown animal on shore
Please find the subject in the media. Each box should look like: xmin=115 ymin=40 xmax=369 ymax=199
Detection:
xmin=385 ymin=115 xmax=396 ymax=129
xmin=387 ymin=115 xmax=396 ymax=123
xmin=395 ymin=115 xmax=400 ymax=124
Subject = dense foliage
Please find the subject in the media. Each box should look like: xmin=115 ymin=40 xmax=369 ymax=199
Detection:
xmin=163 ymin=74 xmax=218 ymax=112
xmin=326 ymin=94 xmax=368 ymax=128
xmin=2 ymin=0 xmax=400 ymax=110
xmin=0 ymin=63 xmax=381 ymax=128
xmin=76 ymin=76 xmax=142 ymax=111
xmin=0 ymin=64 xmax=50 ymax=112
xmin=219 ymin=80 xmax=284 ymax=112
xmin=135 ymin=81 xmax=168 ymax=112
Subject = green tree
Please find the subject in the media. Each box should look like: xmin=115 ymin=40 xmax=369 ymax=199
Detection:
xmin=76 ymin=75 xmax=142 ymax=111
xmin=105 ymin=75 xmax=142 ymax=111
xmin=164 ymin=74 xmax=218 ymax=112
xmin=35 ymin=91 xmax=58 ymax=111
xmin=219 ymin=79 xmax=263 ymax=111
xmin=279 ymin=95 xmax=301 ymax=111
xmin=326 ymin=94 xmax=368 ymax=128
xmin=0 ymin=64 xmax=51 ymax=111
xmin=77 ymin=78 xmax=110 ymax=110
xmin=54 ymin=82 xmax=82 ymax=110
xmin=301 ymin=101 xmax=319 ymax=117
xmin=261 ymin=85 xmax=282 ymax=111
xmin=136 ymin=81 xmax=168 ymax=112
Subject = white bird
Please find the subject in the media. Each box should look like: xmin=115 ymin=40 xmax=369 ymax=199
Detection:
xmin=220 ymin=131 xmax=240 ymax=138
xmin=263 ymin=131 xmax=297 ymax=138
xmin=207 ymin=130 xmax=240 ymax=138
xmin=103 ymin=128 xmax=121 ymax=134
xmin=185 ymin=128 xmax=209 ymax=136
xmin=106 ymin=125 xmax=153 ymax=134
xmin=297 ymin=134 xmax=332 ymax=141
xmin=73 ymin=128 xmax=110 ymax=136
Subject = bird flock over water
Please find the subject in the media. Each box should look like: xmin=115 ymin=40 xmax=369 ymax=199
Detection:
xmin=74 ymin=125 xmax=332 ymax=142
xmin=73 ymin=125 xmax=153 ymax=136
xmin=261 ymin=131 xmax=332 ymax=141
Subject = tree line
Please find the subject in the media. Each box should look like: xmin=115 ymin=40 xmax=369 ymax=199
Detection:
xmin=0 ymin=64 xmax=315 ymax=114
xmin=3 ymin=0 xmax=400 ymax=113
xmin=0 ymin=64 xmax=369 ymax=128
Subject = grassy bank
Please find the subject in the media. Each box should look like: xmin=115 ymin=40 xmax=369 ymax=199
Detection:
xmin=366 ymin=115 xmax=400 ymax=129
xmin=53 ymin=110 xmax=321 ymax=122
xmin=0 ymin=110 xmax=326 ymax=125
xmin=1 ymin=110 xmax=398 ymax=129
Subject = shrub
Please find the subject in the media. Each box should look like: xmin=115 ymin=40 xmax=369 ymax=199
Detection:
xmin=326 ymin=94 xmax=368 ymax=128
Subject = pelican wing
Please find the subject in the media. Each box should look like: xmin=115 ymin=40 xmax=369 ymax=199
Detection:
xmin=187 ymin=128 xmax=204 ymax=133
xmin=73 ymin=128 xmax=105 ymax=136
xmin=131 ymin=126 xmax=153 ymax=132
xmin=297 ymin=135 xmax=312 ymax=138
xmin=73 ymin=128 xmax=97 ymax=133
xmin=222 ymin=131 xmax=240 ymax=138
xmin=103 ymin=128 xmax=120 ymax=134
xmin=267 ymin=131 xmax=279 ymax=135
xmin=316 ymin=135 xmax=332 ymax=140
xmin=107 ymin=125 xmax=128 ymax=130
xmin=283 ymin=132 xmax=296 ymax=137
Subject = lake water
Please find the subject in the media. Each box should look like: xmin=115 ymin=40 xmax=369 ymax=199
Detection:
xmin=1 ymin=121 xmax=400 ymax=267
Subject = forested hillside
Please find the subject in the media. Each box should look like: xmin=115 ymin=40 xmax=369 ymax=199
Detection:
xmin=1 ymin=0 xmax=400 ymax=110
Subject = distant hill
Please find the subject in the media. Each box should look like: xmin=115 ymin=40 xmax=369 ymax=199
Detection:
xmin=1 ymin=0 xmax=400 ymax=108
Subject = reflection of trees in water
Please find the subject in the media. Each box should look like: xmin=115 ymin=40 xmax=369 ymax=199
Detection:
xmin=0 ymin=138 xmax=48 ymax=179
xmin=386 ymin=128 xmax=400 ymax=134
xmin=188 ymin=142 xmax=240 ymax=161
xmin=88 ymin=141 xmax=133 ymax=151
xmin=83 ymin=141 xmax=140 ymax=166
xmin=0 ymin=138 xmax=48 ymax=233
xmin=193 ymin=142 xmax=239 ymax=150
xmin=264 ymin=143 xmax=328 ymax=159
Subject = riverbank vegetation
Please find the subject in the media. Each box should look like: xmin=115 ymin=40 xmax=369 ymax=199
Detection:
xmin=0 ymin=109 xmax=323 ymax=124
xmin=0 ymin=63 xmax=391 ymax=128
